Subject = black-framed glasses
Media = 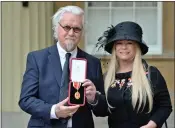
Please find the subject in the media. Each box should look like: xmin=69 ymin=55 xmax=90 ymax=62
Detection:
xmin=58 ymin=22 xmax=82 ymax=33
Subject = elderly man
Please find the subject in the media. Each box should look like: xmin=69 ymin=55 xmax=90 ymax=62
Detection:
xmin=19 ymin=5 xmax=104 ymax=128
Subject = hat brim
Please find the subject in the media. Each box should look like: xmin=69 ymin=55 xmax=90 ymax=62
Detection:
xmin=105 ymin=38 xmax=149 ymax=55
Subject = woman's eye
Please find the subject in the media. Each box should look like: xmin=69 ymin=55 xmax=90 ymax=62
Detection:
xmin=128 ymin=42 xmax=133 ymax=44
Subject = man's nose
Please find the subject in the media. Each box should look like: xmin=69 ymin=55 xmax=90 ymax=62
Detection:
xmin=68 ymin=29 xmax=74 ymax=35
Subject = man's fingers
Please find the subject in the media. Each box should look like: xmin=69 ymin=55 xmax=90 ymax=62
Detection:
xmin=67 ymin=106 xmax=79 ymax=117
xmin=85 ymin=85 xmax=94 ymax=91
xmin=64 ymin=105 xmax=80 ymax=115
xmin=62 ymin=105 xmax=80 ymax=112
xmin=82 ymin=82 xmax=90 ymax=87
xmin=55 ymin=99 xmax=79 ymax=118
xmin=86 ymin=90 xmax=91 ymax=95
xmin=71 ymin=108 xmax=79 ymax=115
xmin=82 ymin=81 xmax=95 ymax=87
xmin=67 ymin=105 xmax=80 ymax=110
xmin=60 ymin=97 xmax=69 ymax=105
xmin=82 ymin=79 xmax=89 ymax=83
xmin=82 ymin=79 xmax=93 ymax=87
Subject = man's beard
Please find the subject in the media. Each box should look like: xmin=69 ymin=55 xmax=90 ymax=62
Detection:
xmin=65 ymin=40 xmax=75 ymax=52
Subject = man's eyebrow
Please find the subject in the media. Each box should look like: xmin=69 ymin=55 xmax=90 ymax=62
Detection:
xmin=60 ymin=22 xmax=82 ymax=27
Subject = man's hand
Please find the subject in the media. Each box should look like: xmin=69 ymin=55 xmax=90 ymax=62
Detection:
xmin=55 ymin=97 xmax=80 ymax=118
xmin=82 ymin=79 xmax=96 ymax=103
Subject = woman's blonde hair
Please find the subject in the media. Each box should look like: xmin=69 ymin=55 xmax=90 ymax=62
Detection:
xmin=105 ymin=43 xmax=153 ymax=113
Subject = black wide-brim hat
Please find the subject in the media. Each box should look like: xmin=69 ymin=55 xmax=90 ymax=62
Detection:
xmin=104 ymin=21 xmax=149 ymax=55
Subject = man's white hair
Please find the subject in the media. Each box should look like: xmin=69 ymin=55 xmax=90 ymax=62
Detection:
xmin=52 ymin=5 xmax=84 ymax=40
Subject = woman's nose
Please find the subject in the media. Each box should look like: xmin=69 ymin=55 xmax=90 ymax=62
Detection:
xmin=121 ymin=43 xmax=127 ymax=49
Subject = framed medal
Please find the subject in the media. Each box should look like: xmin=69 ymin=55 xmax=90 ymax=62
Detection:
xmin=68 ymin=58 xmax=87 ymax=106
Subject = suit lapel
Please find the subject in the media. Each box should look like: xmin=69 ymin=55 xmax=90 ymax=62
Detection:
xmin=76 ymin=47 xmax=86 ymax=58
xmin=48 ymin=44 xmax=62 ymax=87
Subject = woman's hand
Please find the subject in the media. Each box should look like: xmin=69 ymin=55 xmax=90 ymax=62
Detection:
xmin=140 ymin=120 xmax=157 ymax=128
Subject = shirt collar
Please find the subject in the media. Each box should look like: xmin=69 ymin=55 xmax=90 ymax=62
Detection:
xmin=57 ymin=41 xmax=77 ymax=59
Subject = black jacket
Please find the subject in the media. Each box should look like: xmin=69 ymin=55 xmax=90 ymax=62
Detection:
xmin=92 ymin=65 xmax=172 ymax=128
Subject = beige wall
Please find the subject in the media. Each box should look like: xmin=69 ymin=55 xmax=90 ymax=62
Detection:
xmin=2 ymin=2 xmax=54 ymax=112
xmin=163 ymin=2 xmax=174 ymax=53
xmin=0 ymin=1 xmax=2 ymax=126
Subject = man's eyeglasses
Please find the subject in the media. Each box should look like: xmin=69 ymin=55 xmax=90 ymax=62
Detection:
xmin=58 ymin=23 xmax=82 ymax=33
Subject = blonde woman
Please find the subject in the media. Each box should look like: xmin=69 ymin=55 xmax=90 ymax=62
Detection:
xmin=92 ymin=21 xmax=172 ymax=128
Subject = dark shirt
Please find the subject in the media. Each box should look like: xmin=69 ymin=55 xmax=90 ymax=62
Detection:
xmin=93 ymin=66 xmax=172 ymax=128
